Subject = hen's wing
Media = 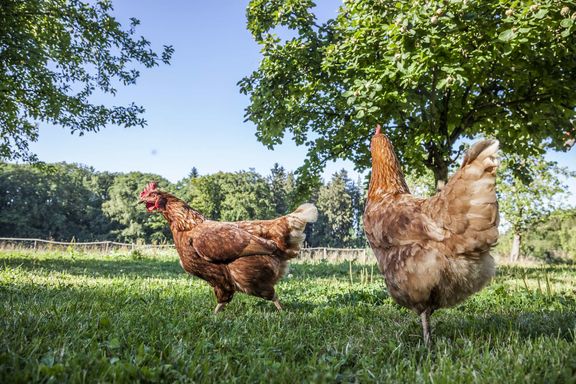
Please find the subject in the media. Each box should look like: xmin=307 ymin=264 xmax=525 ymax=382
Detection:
xmin=191 ymin=221 xmax=278 ymax=263
xmin=364 ymin=140 xmax=499 ymax=253
xmin=421 ymin=140 xmax=500 ymax=253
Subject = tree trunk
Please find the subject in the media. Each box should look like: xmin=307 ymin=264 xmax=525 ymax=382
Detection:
xmin=510 ymin=231 xmax=522 ymax=263
xmin=432 ymin=162 xmax=449 ymax=192
xmin=426 ymin=142 xmax=450 ymax=192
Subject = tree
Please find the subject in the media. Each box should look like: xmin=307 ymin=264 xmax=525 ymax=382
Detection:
xmin=522 ymin=208 xmax=576 ymax=260
xmin=184 ymin=173 xmax=226 ymax=219
xmin=219 ymin=170 xmax=275 ymax=221
xmin=0 ymin=0 xmax=173 ymax=162
xmin=309 ymin=170 xmax=357 ymax=247
xmin=268 ymin=163 xmax=294 ymax=215
xmin=240 ymin=0 xmax=576 ymax=192
xmin=188 ymin=167 xmax=200 ymax=179
xmin=497 ymin=154 xmax=575 ymax=262
xmin=0 ymin=162 xmax=115 ymax=240
xmin=183 ymin=170 xmax=275 ymax=221
xmin=102 ymin=172 xmax=172 ymax=243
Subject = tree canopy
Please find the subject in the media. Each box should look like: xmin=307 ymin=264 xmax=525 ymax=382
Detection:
xmin=0 ymin=0 xmax=173 ymax=162
xmin=0 ymin=162 xmax=116 ymax=240
xmin=240 ymin=0 xmax=576 ymax=190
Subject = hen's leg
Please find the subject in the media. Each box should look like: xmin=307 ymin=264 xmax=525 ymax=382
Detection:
xmin=214 ymin=303 xmax=227 ymax=314
xmin=420 ymin=308 xmax=432 ymax=346
xmin=273 ymin=297 xmax=282 ymax=311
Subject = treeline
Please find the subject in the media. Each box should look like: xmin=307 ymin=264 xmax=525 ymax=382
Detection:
xmin=2 ymin=161 xmax=576 ymax=260
xmin=497 ymin=209 xmax=576 ymax=262
xmin=0 ymin=162 xmax=366 ymax=248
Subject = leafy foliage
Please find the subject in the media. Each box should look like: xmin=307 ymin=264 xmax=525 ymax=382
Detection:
xmin=240 ymin=0 xmax=576 ymax=191
xmin=498 ymin=154 xmax=575 ymax=233
xmin=0 ymin=0 xmax=173 ymax=162
xmin=0 ymin=162 xmax=115 ymax=240
xmin=498 ymin=208 xmax=576 ymax=260
xmin=0 ymin=162 xmax=370 ymax=246
xmin=309 ymin=170 xmax=365 ymax=247
xmin=1 ymin=158 xmax=574 ymax=259
xmin=497 ymin=153 xmax=575 ymax=260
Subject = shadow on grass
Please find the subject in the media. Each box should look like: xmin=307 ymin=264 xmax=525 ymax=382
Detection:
xmin=434 ymin=310 xmax=576 ymax=345
xmin=0 ymin=255 xmax=182 ymax=279
xmin=0 ymin=255 xmax=380 ymax=280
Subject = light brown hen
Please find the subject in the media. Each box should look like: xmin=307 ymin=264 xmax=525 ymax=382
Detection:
xmin=363 ymin=125 xmax=499 ymax=345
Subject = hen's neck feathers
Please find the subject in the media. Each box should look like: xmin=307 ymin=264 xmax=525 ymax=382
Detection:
xmin=160 ymin=194 xmax=205 ymax=231
xmin=368 ymin=134 xmax=410 ymax=199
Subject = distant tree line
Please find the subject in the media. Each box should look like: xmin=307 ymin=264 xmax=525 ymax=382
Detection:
xmin=1 ymin=159 xmax=575 ymax=261
xmin=0 ymin=162 xmax=366 ymax=248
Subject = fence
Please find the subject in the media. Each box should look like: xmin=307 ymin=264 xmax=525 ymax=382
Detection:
xmin=0 ymin=238 xmax=376 ymax=263
xmin=0 ymin=237 xmax=173 ymax=254
xmin=298 ymin=247 xmax=374 ymax=263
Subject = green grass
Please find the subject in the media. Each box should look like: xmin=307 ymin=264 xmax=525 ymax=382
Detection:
xmin=1 ymin=250 xmax=575 ymax=383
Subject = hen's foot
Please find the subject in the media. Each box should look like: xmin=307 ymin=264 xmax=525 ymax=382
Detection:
xmin=273 ymin=298 xmax=282 ymax=311
xmin=214 ymin=303 xmax=227 ymax=314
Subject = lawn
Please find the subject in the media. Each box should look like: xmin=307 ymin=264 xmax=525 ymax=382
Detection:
xmin=1 ymin=249 xmax=575 ymax=383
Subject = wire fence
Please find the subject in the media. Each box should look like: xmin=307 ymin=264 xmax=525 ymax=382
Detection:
xmin=0 ymin=237 xmax=376 ymax=263
xmin=298 ymin=247 xmax=374 ymax=263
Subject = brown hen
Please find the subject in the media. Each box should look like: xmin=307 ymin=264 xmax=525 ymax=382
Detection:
xmin=363 ymin=125 xmax=499 ymax=345
xmin=139 ymin=182 xmax=317 ymax=313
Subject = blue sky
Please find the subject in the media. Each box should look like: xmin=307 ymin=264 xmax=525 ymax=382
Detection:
xmin=30 ymin=0 xmax=351 ymax=182
xmin=28 ymin=0 xmax=575 ymax=201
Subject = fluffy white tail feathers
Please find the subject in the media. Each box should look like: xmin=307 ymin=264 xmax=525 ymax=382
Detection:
xmin=291 ymin=203 xmax=319 ymax=224
xmin=285 ymin=203 xmax=318 ymax=255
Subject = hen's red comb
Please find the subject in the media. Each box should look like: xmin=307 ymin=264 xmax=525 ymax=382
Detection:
xmin=375 ymin=124 xmax=382 ymax=135
xmin=140 ymin=181 xmax=158 ymax=198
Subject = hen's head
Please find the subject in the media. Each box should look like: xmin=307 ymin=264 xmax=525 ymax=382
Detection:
xmin=139 ymin=182 xmax=166 ymax=212
xmin=370 ymin=124 xmax=385 ymax=152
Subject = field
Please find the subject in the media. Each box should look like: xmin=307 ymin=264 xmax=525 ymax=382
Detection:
xmin=1 ymin=250 xmax=575 ymax=383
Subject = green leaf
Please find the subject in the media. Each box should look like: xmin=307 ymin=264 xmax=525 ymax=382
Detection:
xmin=533 ymin=9 xmax=548 ymax=19
xmin=436 ymin=78 xmax=449 ymax=89
xmin=498 ymin=29 xmax=517 ymax=42
xmin=560 ymin=18 xmax=573 ymax=28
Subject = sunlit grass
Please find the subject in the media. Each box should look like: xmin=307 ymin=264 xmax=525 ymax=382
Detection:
xmin=1 ymin=250 xmax=575 ymax=383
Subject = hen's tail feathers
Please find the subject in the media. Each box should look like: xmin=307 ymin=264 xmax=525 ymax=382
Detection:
xmin=290 ymin=203 xmax=319 ymax=224
xmin=284 ymin=203 xmax=318 ymax=258
xmin=461 ymin=139 xmax=499 ymax=172
xmin=448 ymin=139 xmax=500 ymax=244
